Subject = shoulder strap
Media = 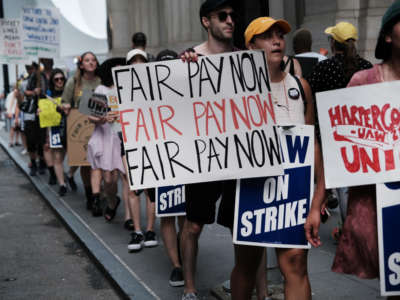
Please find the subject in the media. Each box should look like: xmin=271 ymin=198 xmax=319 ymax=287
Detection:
xmin=284 ymin=56 xmax=295 ymax=76
xmin=291 ymin=74 xmax=307 ymax=114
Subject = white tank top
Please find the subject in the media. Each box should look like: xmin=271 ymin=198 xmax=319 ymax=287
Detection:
xmin=270 ymin=73 xmax=305 ymax=124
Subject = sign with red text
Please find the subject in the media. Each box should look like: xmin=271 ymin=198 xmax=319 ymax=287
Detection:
xmin=112 ymin=50 xmax=283 ymax=190
xmin=377 ymin=182 xmax=400 ymax=296
xmin=0 ymin=19 xmax=27 ymax=64
xmin=317 ymin=81 xmax=400 ymax=188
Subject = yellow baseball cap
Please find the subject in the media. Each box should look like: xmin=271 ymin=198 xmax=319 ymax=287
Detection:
xmin=324 ymin=22 xmax=358 ymax=43
xmin=244 ymin=17 xmax=291 ymax=48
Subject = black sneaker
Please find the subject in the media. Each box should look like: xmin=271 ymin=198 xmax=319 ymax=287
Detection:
xmin=58 ymin=185 xmax=67 ymax=197
xmin=169 ymin=267 xmax=184 ymax=287
xmin=67 ymin=176 xmax=77 ymax=191
xmin=144 ymin=230 xmax=158 ymax=247
xmin=128 ymin=232 xmax=144 ymax=251
xmin=38 ymin=160 xmax=46 ymax=175
xmin=29 ymin=165 xmax=37 ymax=176
xmin=91 ymin=194 xmax=102 ymax=217
xmin=48 ymin=174 xmax=57 ymax=185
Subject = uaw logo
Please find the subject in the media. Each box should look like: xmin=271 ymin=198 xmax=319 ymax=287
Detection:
xmin=329 ymin=103 xmax=400 ymax=173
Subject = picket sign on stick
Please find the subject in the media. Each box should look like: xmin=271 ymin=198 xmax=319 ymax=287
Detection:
xmin=0 ymin=18 xmax=28 ymax=64
xmin=112 ymin=50 xmax=284 ymax=190
xmin=233 ymin=125 xmax=314 ymax=248
xmin=21 ymin=7 xmax=60 ymax=58
xmin=316 ymin=81 xmax=400 ymax=189
xmin=376 ymin=183 xmax=400 ymax=296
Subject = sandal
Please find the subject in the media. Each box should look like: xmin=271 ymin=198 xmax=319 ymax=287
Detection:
xmin=124 ymin=219 xmax=134 ymax=230
xmin=104 ymin=196 xmax=121 ymax=222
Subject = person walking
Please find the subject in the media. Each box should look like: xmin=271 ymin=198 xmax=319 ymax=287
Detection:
xmin=331 ymin=4 xmax=400 ymax=300
xmin=61 ymin=52 xmax=101 ymax=208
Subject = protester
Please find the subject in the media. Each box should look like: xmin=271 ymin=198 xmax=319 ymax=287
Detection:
xmin=331 ymin=4 xmax=400 ymax=299
xmin=307 ymin=21 xmax=373 ymax=231
xmin=24 ymin=58 xmax=54 ymax=176
xmin=292 ymin=28 xmax=327 ymax=78
xmin=87 ymin=57 xmax=126 ymax=218
xmin=16 ymin=64 xmax=37 ymax=155
xmin=307 ymin=22 xmax=372 ymax=93
xmin=62 ymin=52 xmax=101 ymax=207
xmin=43 ymin=69 xmax=68 ymax=195
xmin=131 ymin=32 xmax=155 ymax=62
xmin=179 ymin=1 xmax=253 ymax=299
xmin=5 ymin=85 xmax=21 ymax=147
xmin=293 ymin=28 xmax=327 ymax=62
xmin=124 ymin=49 xmax=158 ymax=251
xmin=153 ymin=49 xmax=185 ymax=287
xmin=230 ymin=16 xmax=326 ymax=300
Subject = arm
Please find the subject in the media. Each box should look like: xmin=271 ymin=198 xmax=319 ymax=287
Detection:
xmin=301 ymin=78 xmax=326 ymax=247
xmin=61 ymin=77 xmax=74 ymax=115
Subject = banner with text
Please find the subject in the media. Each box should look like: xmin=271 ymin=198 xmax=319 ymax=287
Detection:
xmin=0 ymin=19 xmax=27 ymax=64
xmin=377 ymin=182 xmax=400 ymax=296
xmin=233 ymin=125 xmax=314 ymax=248
xmin=317 ymin=81 xmax=400 ymax=188
xmin=78 ymin=90 xmax=109 ymax=117
xmin=156 ymin=185 xmax=186 ymax=217
xmin=67 ymin=109 xmax=94 ymax=166
xmin=21 ymin=7 xmax=60 ymax=58
xmin=112 ymin=50 xmax=283 ymax=190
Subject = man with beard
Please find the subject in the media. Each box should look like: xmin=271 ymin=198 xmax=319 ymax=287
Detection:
xmin=180 ymin=1 xmax=242 ymax=299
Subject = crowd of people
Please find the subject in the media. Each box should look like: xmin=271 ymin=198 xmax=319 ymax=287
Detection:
xmin=2 ymin=0 xmax=400 ymax=299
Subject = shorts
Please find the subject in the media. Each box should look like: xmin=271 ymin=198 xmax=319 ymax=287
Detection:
xmin=185 ymin=180 xmax=234 ymax=227
xmin=145 ymin=188 xmax=155 ymax=203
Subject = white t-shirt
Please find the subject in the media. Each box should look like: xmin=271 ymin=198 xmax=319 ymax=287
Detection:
xmin=5 ymin=91 xmax=17 ymax=115
xmin=295 ymin=52 xmax=327 ymax=62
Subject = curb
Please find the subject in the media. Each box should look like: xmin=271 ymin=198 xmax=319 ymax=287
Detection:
xmin=0 ymin=135 xmax=159 ymax=300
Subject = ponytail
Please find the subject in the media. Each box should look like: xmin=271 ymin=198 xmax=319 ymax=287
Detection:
xmin=334 ymin=39 xmax=359 ymax=82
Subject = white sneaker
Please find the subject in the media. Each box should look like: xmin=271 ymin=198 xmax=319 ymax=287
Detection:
xmin=21 ymin=149 xmax=27 ymax=155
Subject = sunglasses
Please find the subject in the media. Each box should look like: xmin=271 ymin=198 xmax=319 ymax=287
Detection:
xmin=211 ymin=11 xmax=238 ymax=22
xmin=54 ymin=77 xmax=65 ymax=82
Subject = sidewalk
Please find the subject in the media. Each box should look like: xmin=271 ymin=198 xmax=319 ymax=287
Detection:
xmin=0 ymin=125 xmax=384 ymax=300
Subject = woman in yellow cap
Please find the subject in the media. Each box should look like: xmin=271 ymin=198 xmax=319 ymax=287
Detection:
xmin=331 ymin=4 xmax=400 ymax=298
xmin=307 ymin=21 xmax=372 ymax=93
xmin=229 ymin=17 xmax=326 ymax=300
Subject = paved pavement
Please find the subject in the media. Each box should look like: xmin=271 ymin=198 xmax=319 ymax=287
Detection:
xmin=0 ymin=146 xmax=120 ymax=300
xmin=0 ymin=123 xmax=385 ymax=300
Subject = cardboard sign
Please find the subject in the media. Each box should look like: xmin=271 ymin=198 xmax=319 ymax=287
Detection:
xmin=67 ymin=109 xmax=94 ymax=166
xmin=78 ymin=89 xmax=109 ymax=117
xmin=49 ymin=126 xmax=62 ymax=148
xmin=317 ymin=81 xmax=400 ymax=188
xmin=233 ymin=125 xmax=314 ymax=248
xmin=38 ymin=97 xmax=61 ymax=128
xmin=21 ymin=7 xmax=60 ymax=58
xmin=377 ymin=183 xmax=400 ymax=296
xmin=112 ymin=50 xmax=283 ymax=190
xmin=0 ymin=19 xmax=27 ymax=64
xmin=156 ymin=185 xmax=186 ymax=217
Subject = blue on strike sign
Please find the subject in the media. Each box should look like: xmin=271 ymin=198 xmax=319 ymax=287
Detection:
xmin=156 ymin=185 xmax=186 ymax=217
xmin=377 ymin=183 xmax=400 ymax=296
xmin=233 ymin=125 xmax=314 ymax=248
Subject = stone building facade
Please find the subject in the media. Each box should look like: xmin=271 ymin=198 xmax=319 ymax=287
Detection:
xmin=107 ymin=0 xmax=395 ymax=63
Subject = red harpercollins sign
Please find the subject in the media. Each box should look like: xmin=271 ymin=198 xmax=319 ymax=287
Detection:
xmin=317 ymin=81 xmax=400 ymax=188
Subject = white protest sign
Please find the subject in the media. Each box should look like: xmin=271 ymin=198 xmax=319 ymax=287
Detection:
xmin=112 ymin=50 xmax=283 ymax=190
xmin=233 ymin=125 xmax=314 ymax=248
xmin=317 ymin=81 xmax=400 ymax=188
xmin=377 ymin=182 xmax=400 ymax=296
xmin=21 ymin=7 xmax=60 ymax=58
xmin=0 ymin=19 xmax=27 ymax=64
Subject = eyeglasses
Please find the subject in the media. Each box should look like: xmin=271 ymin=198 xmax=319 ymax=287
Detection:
xmin=54 ymin=77 xmax=65 ymax=82
xmin=211 ymin=11 xmax=238 ymax=22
